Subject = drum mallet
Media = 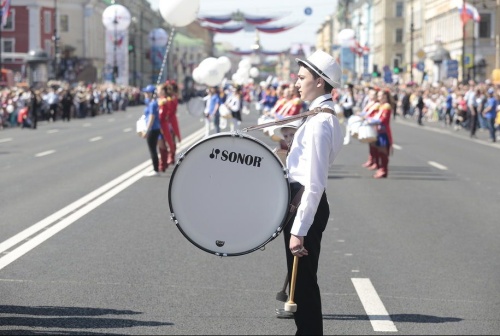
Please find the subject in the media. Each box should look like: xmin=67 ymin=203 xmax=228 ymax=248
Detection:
xmin=276 ymin=273 xmax=289 ymax=302
xmin=284 ymin=256 xmax=299 ymax=312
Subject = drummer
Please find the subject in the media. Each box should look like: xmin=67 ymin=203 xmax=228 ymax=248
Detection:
xmin=284 ymin=50 xmax=343 ymax=335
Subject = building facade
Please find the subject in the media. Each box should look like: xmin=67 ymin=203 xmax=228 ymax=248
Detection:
xmin=0 ymin=0 xmax=214 ymax=88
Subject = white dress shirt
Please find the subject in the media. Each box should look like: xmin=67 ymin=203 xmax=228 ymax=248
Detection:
xmin=286 ymin=94 xmax=344 ymax=236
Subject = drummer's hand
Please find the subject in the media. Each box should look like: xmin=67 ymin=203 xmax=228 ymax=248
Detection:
xmin=290 ymin=235 xmax=307 ymax=257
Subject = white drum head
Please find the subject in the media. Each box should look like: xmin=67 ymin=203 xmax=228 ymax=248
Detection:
xmin=187 ymin=97 xmax=205 ymax=118
xmin=169 ymin=133 xmax=290 ymax=256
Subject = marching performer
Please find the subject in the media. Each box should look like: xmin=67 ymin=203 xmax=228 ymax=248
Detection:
xmin=283 ymin=50 xmax=343 ymax=335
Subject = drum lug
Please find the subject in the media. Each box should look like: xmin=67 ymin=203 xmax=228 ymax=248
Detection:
xmin=260 ymin=245 xmax=266 ymax=251
xmin=283 ymin=168 xmax=289 ymax=178
xmin=170 ymin=213 xmax=178 ymax=224
xmin=233 ymin=130 xmax=244 ymax=138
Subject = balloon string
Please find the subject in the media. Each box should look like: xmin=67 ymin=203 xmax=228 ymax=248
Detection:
xmin=156 ymin=27 xmax=176 ymax=85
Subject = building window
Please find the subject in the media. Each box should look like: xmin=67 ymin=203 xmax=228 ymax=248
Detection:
xmin=44 ymin=11 xmax=52 ymax=34
xmin=2 ymin=8 xmax=15 ymax=31
xmin=396 ymin=1 xmax=404 ymax=18
xmin=478 ymin=13 xmax=491 ymax=38
xmin=2 ymin=39 xmax=15 ymax=62
xmin=396 ymin=28 xmax=403 ymax=44
xmin=44 ymin=39 xmax=53 ymax=56
xmin=394 ymin=54 xmax=403 ymax=68
xmin=60 ymin=14 xmax=69 ymax=32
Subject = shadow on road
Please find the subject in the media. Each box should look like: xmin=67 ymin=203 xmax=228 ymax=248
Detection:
xmin=328 ymin=165 xmax=456 ymax=181
xmin=323 ymin=313 xmax=462 ymax=323
xmin=0 ymin=305 xmax=173 ymax=333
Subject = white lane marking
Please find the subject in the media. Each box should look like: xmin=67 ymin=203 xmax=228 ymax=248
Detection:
xmin=123 ymin=128 xmax=132 ymax=132
xmin=428 ymin=161 xmax=448 ymax=170
xmin=0 ymin=127 xmax=205 ymax=269
xmin=89 ymin=136 xmax=103 ymax=142
xmin=0 ymin=169 xmax=147 ymax=271
xmin=0 ymin=161 xmax=151 ymax=255
xmin=47 ymin=129 xmax=59 ymax=134
xmin=0 ymin=138 xmax=13 ymax=143
xmin=392 ymin=144 xmax=402 ymax=150
xmin=352 ymin=278 xmax=398 ymax=332
xmin=35 ymin=150 xmax=56 ymax=157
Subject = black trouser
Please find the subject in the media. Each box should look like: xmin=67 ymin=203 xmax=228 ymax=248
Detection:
xmin=284 ymin=182 xmax=329 ymax=335
xmin=49 ymin=103 xmax=58 ymax=122
xmin=146 ymin=129 xmax=161 ymax=172
xmin=417 ymin=107 xmax=424 ymax=125
xmin=469 ymin=106 xmax=478 ymax=136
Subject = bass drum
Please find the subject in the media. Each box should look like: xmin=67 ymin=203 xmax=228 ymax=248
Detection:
xmin=168 ymin=133 xmax=290 ymax=256
xmin=187 ymin=96 xmax=205 ymax=118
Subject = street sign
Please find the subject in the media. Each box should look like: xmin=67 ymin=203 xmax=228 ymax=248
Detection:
xmin=416 ymin=48 xmax=426 ymax=59
xmin=445 ymin=60 xmax=459 ymax=79
xmin=416 ymin=62 xmax=425 ymax=72
xmin=464 ymin=54 xmax=474 ymax=68
xmin=383 ymin=67 xmax=393 ymax=84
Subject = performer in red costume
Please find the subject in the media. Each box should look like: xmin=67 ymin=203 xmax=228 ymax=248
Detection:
xmin=157 ymin=84 xmax=176 ymax=171
xmin=168 ymin=80 xmax=182 ymax=143
xmin=365 ymin=89 xmax=393 ymax=178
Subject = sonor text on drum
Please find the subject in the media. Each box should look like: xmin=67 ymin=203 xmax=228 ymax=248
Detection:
xmin=209 ymin=148 xmax=263 ymax=167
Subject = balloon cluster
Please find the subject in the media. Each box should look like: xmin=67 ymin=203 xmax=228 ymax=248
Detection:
xmin=158 ymin=0 xmax=200 ymax=28
xmin=192 ymin=57 xmax=261 ymax=87
xmin=231 ymin=59 xmax=260 ymax=85
xmin=192 ymin=56 xmax=231 ymax=87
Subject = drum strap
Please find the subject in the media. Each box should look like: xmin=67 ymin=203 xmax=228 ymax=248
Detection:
xmin=283 ymin=185 xmax=305 ymax=229
xmin=242 ymin=107 xmax=336 ymax=133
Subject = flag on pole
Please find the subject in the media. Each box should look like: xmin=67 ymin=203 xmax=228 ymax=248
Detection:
xmin=0 ymin=0 xmax=11 ymax=28
xmin=457 ymin=0 xmax=481 ymax=25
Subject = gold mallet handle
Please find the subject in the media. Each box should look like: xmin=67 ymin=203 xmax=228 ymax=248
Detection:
xmin=284 ymin=255 xmax=299 ymax=312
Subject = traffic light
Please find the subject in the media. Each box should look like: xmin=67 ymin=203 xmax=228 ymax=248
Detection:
xmin=128 ymin=42 xmax=135 ymax=54
xmin=372 ymin=65 xmax=381 ymax=78
xmin=393 ymin=66 xmax=401 ymax=74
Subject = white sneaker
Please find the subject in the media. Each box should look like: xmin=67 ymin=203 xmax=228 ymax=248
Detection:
xmin=145 ymin=171 xmax=160 ymax=177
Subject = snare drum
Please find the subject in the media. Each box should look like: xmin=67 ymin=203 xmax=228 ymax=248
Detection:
xmin=168 ymin=133 xmax=290 ymax=256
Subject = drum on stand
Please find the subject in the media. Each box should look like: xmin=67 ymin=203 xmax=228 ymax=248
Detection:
xmin=187 ymin=97 xmax=205 ymax=118
xmin=168 ymin=133 xmax=291 ymax=256
xmin=347 ymin=115 xmax=363 ymax=139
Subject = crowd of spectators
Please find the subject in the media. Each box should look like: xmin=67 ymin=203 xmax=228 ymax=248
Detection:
xmin=0 ymin=82 xmax=143 ymax=130
xmin=252 ymin=78 xmax=500 ymax=143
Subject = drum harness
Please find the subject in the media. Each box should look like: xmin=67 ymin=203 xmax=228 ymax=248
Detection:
xmin=241 ymin=106 xmax=337 ymax=229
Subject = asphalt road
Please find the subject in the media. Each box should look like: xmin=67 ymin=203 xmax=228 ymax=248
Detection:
xmin=0 ymin=103 xmax=499 ymax=335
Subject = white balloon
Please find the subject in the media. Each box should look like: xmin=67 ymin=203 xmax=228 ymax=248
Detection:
xmin=148 ymin=28 xmax=169 ymax=47
xmin=192 ymin=67 xmax=204 ymax=84
xmin=204 ymin=67 xmax=222 ymax=87
xmin=217 ymin=56 xmax=232 ymax=74
xmin=238 ymin=58 xmax=251 ymax=70
xmin=102 ymin=4 xmax=131 ymax=31
xmin=338 ymin=28 xmax=355 ymax=43
xmin=158 ymin=0 xmax=200 ymax=28
xmin=249 ymin=67 xmax=259 ymax=78
xmin=231 ymin=73 xmax=242 ymax=85
xmin=198 ymin=57 xmax=218 ymax=72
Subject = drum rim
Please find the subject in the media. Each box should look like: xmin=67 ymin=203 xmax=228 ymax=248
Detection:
xmin=168 ymin=132 xmax=291 ymax=257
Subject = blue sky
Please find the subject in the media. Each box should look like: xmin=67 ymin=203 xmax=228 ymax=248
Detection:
xmin=147 ymin=0 xmax=338 ymax=51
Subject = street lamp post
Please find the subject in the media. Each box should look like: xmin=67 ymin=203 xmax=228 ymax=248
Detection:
xmin=410 ymin=0 xmax=414 ymax=83
xmin=130 ymin=17 xmax=137 ymax=87
xmin=112 ymin=9 xmax=118 ymax=84
xmin=53 ymin=0 xmax=60 ymax=79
